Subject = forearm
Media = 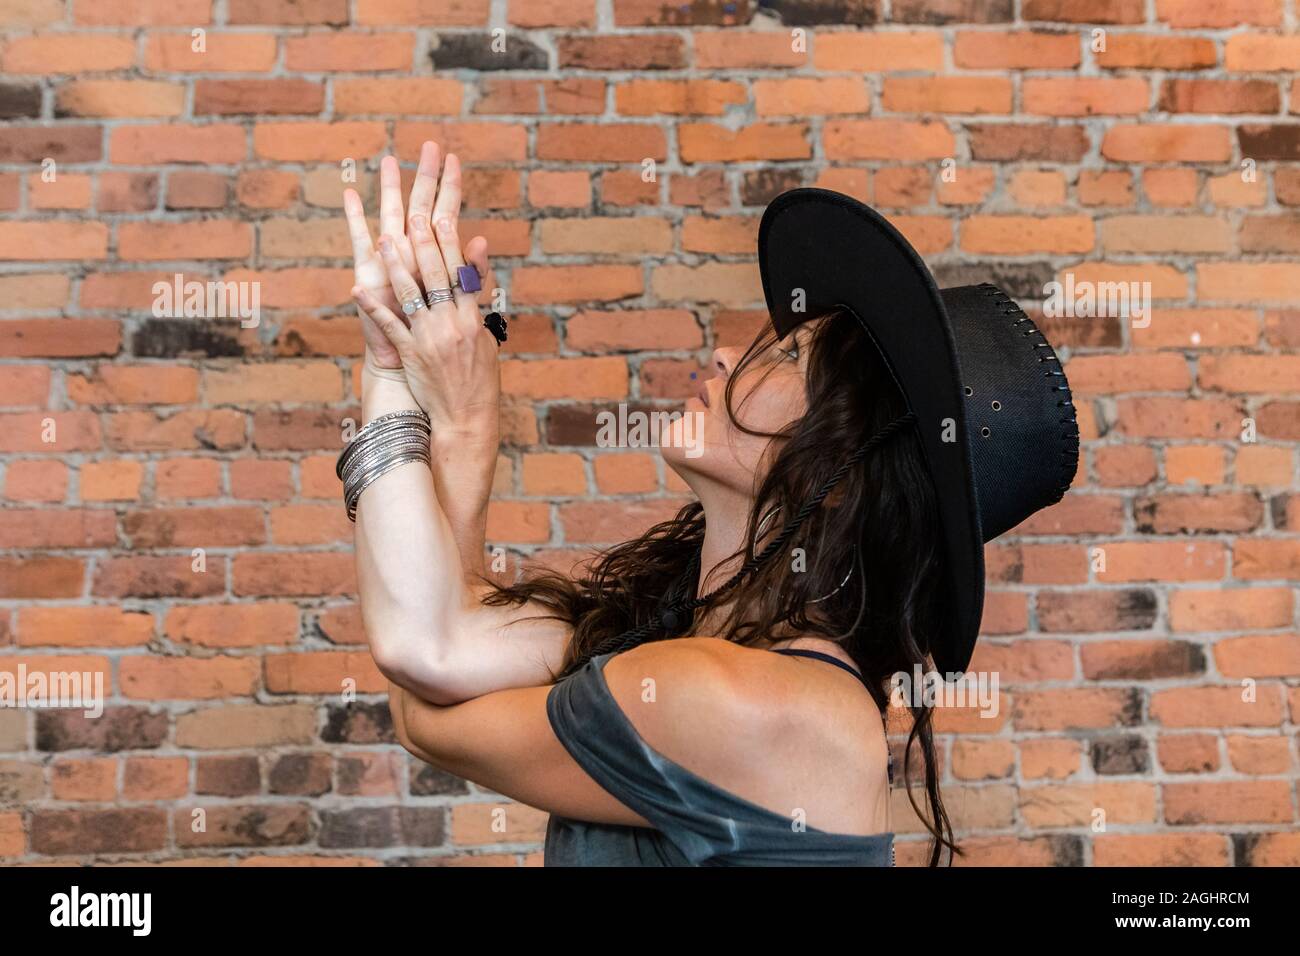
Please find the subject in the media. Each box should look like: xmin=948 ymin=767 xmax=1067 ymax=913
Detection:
xmin=355 ymin=373 xmax=467 ymax=696
xmin=354 ymin=372 xmax=569 ymax=704
xmin=429 ymin=426 xmax=498 ymax=580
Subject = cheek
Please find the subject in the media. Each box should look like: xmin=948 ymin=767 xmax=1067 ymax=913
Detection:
xmin=731 ymin=372 xmax=806 ymax=436
xmin=714 ymin=372 xmax=806 ymax=457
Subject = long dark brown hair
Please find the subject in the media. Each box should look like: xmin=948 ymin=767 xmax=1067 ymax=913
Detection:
xmin=480 ymin=308 xmax=961 ymax=865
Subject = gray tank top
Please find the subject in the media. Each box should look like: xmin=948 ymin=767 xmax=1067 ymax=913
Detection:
xmin=543 ymin=649 xmax=895 ymax=866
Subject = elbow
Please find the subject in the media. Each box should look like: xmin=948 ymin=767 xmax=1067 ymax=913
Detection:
xmin=367 ymin=622 xmax=473 ymax=707
xmin=369 ymin=632 xmax=445 ymax=701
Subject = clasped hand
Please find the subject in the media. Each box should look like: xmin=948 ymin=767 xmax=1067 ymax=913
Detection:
xmin=344 ymin=140 xmax=501 ymax=440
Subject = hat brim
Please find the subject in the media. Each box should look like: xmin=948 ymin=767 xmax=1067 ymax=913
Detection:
xmin=757 ymin=187 xmax=983 ymax=675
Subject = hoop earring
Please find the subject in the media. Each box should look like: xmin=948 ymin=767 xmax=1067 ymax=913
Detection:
xmin=753 ymin=505 xmax=856 ymax=604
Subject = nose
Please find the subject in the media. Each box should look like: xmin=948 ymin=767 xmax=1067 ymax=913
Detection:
xmin=711 ymin=347 xmax=738 ymax=379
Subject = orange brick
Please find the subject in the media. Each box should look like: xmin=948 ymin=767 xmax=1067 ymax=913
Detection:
xmin=144 ymin=33 xmax=277 ymax=72
xmin=80 ymin=459 xmax=144 ymax=501
xmin=56 ymin=80 xmax=184 ymax=117
xmin=283 ymin=33 xmax=414 ymax=71
xmin=953 ymin=31 xmax=1080 ymax=69
xmin=4 ymin=459 xmax=67 ymax=502
xmin=814 ymin=32 xmax=943 ymax=71
xmin=52 ymin=758 xmax=116 ymax=802
xmin=120 ymin=655 xmax=261 ymax=700
xmin=1 ymin=34 xmax=135 ymax=73
xmin=1164 ymin=445 xmax=1226 ymax=485
xmin=0 ymin=222 xmax=107 ymax=261
xmin=165 ymin=603 xmax=300 ymax=649
xmin=882 ymin=77 xmax=1013 ymax=114
xmin=522 ymin=453 xmax=587 ymax=495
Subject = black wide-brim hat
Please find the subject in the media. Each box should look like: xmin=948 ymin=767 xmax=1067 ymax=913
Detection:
xmin=758 ymin=187 xmax=1080 ymax=675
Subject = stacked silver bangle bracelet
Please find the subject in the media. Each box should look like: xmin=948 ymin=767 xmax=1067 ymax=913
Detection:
xmin=335 ymin=409 xmax=432 ymax=522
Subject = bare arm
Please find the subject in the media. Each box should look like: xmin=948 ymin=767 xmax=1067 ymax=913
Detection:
xmin=346 ymin=144 xmax=570 ymax=704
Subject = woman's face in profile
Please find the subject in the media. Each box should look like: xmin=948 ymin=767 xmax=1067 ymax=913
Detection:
xmin=661 ymin=321 xmax=816 ymax=494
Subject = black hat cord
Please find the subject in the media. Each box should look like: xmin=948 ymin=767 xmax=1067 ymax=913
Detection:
xmin=581 ymin=411 xmax=919 ymax=664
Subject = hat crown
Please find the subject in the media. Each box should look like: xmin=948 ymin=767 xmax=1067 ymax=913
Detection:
xmin=941 ymin=283 xmax=1080 ymax=541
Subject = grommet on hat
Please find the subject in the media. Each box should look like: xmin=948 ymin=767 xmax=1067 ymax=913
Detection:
xmin=758 ymin=187 xmax=1079 ymax=674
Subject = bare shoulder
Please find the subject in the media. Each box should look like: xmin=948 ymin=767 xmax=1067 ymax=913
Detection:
xmin=602 ymin=637 xmax=890 ymax=834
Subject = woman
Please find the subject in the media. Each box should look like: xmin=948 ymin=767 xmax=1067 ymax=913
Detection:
xmin=341 ymin=141 xmax=1078 ymax=866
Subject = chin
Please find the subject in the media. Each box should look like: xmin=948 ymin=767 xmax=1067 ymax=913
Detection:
xmin=659 ymin=417 xmax=708 ymax=481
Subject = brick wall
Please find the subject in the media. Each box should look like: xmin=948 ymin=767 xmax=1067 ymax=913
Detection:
xmin=0 ymin=0 xmax=1297 ymax=866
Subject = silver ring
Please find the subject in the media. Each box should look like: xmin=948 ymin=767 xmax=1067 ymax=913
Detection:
xmin=401 ymin=297 xmax=426 ymax=316
xmin=425 ymin=287 xmax=454 ymax=306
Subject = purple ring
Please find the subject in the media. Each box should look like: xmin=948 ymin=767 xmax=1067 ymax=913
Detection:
xmin=455 ymin=265 xmax=482 ymax=294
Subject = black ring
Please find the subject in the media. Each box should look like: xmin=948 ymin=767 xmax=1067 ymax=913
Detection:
xmin=483 ymin=311 xmax=508 ymax=345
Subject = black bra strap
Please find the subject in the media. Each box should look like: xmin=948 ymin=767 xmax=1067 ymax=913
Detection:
xmin=771 ymin=648 xmax=870 ymax=690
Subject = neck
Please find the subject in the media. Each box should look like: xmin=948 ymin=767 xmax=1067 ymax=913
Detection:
xmin=692 ymin=484 xmax=768 ymax=636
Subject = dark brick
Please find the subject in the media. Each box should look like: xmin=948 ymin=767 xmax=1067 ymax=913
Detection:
xmin=431 ymin=33 xmax=548 ymax=71
xmin=557 ymin=35 xmax=686 ymax=71
xmin=1091 ymin=734 xmax=1149 ymax=775
xmin=0 ymin=84 xmax=41 ymax=119
xmin=1036 ymin=312 xmax=1124 ymax=350
xmin=1090 ymin=642 xmax=1205 ymax=681
xmin=614 ymin=0 xmax=755 ymax=25
xmin=98 ymin=171 xmax=159 ymax=212
xmin=741 ymin=167 xmax=807 ymax=207
xmin=545 ymin=401 xmax=664 ymax=446
xmin=131 ymin=318 xmax=246 ymax=358
xmin=318 ymin=806 xmax=444 ymax=848
xmin=1049 ymin=833 xmax=1086 ymax=867
xmin=968 ymin=124 xmax=1090 ymax=162
xmin=1037 ymin=589 xmax=1158 ymax=632
xmin=31 ymin=808 xmax=167 ymax=855
xmin=761 ymin=0 xmax=878 ymax=24
xmin=269 ymin=752 xmax=333 ymax=796
xmin=321 ymin=701 xmax=394 ymax=745
xmin=892 ymin=0 xmax=1010 ymax=23
xmin=931 ymin=261 xmax=1057 ymax=301
xmin=409 ymin=761 xmax=470 ymax=797
xmin=1239 ymin=124 xmax=1300 ymax=162
xmin=196 ymin=755 xmax=261 ymax=796
xmin=1270 ymin=494 xmax=1291 ymax=530
xmin=36 ymin=707 xmax=168 ymax=753
xmin=1022 ymin=0 xmax=1144 ymax=22
xmin=175 ymin=804 xmax=312 ymax=848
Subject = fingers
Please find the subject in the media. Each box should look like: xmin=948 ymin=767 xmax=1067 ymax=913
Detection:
xmin=378 ymin=156 xmax=417 ymax=276
xmin=379 ymin=156 xmax=404 ymax=240
xmin=430 ymin=153 xmax=463 ymax=283
xmin=406 ymin=141 xmax=441 ymax=233
xmin=407 ymin=214 xmax=451 ymax=309
xmin=428 ymin=154 xmax=482 ymax=331
xmin=343 ymin=188 xmax=375 ymax=266
xmin=353 ymin=285 xmax=414 ymax=354
xmin=378 ymin=234 xmax=437 ymax=328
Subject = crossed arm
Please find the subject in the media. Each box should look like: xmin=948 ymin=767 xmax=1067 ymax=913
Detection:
xmin=344 ymin=145 xmax=746 ymax=832
xmin=345 ymin=143 xmax=570 ymax=705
